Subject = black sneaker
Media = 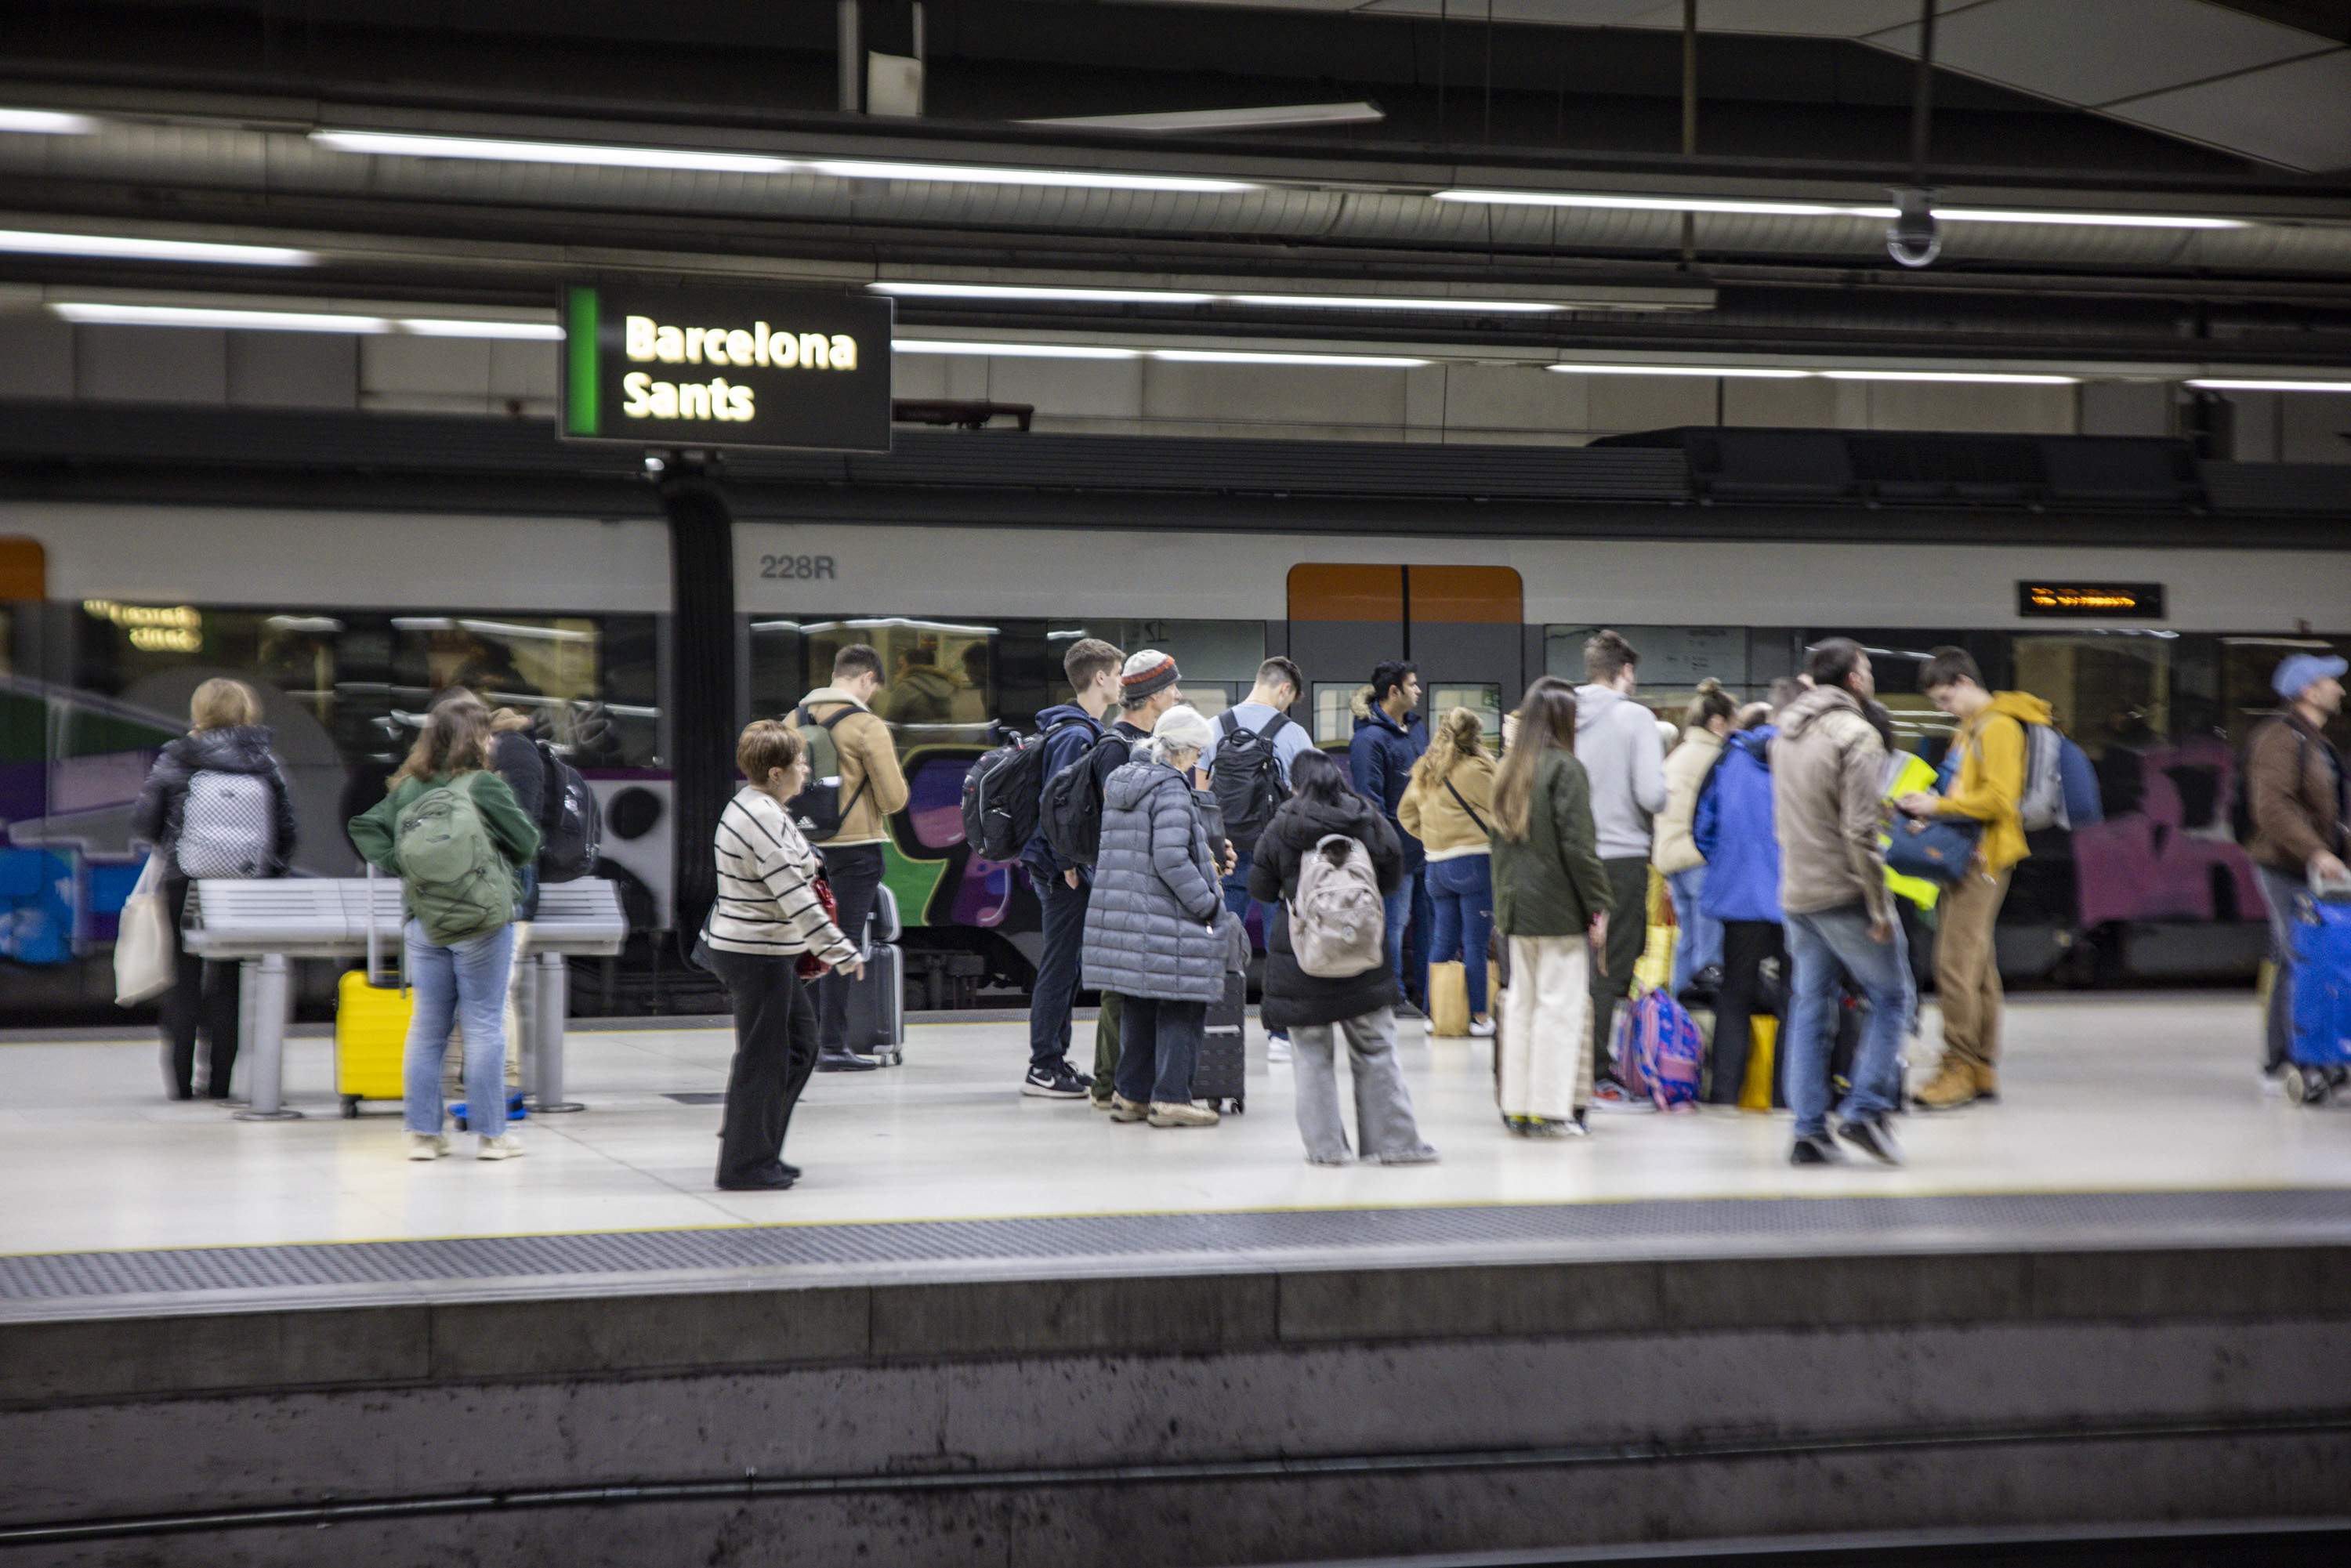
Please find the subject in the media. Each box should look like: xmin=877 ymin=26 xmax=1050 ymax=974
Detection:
xmin=1022 ymin=1063 xmax=1088 ymax=1099
xmin=1835 ymin=1116 xmax=1904 ymax=1167
xmin=1788 ymin=1133 xmax=1847 ymax=1166
xmin=817 ymin=1050 xmax=882 ymax=1074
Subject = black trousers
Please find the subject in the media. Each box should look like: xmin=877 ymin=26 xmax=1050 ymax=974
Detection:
xmin=1590 ymin=857 xmax=1652 ymax=1080
xmin=815 ymin=842 xmax=886 ymax=1056
xmin=701 ymin=943 xmax=821 ymax=1186
xmin=1027 ymin=867 xmax=1092 ymax=1072
xmin=1710 ymin=918 xmax=1788 ymax=1106
xmin=161 ymin=876 xmax=240 ymax=1099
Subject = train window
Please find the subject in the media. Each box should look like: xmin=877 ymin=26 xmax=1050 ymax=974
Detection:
xmin=389 ymin=614 xmax=659 ymax=767
xmin=1545 ymin=625 xmax=1755 ymax=712
xmin=2221 ymin=636 xmax=2351 ymax=749
xmin=1311 ymin=682 xmax=1360 ymax=746
xmin=1427 ymin=683 xmax=1502 ymax=737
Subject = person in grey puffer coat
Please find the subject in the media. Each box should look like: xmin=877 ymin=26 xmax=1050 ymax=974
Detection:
xmin=1082 ymin=704 xmax=1227 ymax=1128
xmin=129 ymin=678 xmax=298 ymax=1101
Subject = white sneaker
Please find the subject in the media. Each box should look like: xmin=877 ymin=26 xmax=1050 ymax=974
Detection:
xmin=1468 ymin=1016 xmax=1496 ymax=1038
xmin=405 ymin=1132 xmax=447 ymax=1161
xmin=2259 ymin=1070 xmax=2288 ymax=1098
xmin=1267 ymin=1034 xmax=1293 ymax=1064
xmin=476 ymin=1133 xmax=525 ymax=1161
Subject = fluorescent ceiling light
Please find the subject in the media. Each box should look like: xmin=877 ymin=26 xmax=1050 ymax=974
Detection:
xmin=1549 ymin=364 xmax=1809 ymax=378
xmin=1934 ymin=207 xmax=2245 ymax=230
xmin=874 ymin=282 xmax=1215 ymax=305
xmin=399 ymin=318 xmax=565 ymax=340
xmin=2189 ymin=378 xmax=2351 ymax=393
xmin=0 ymin=108 xmax=97 ymax=134
xmin=1153 ymin=349 xmax=1428 ymax=367
xmin=1018 ymin=102 xmax=1385 ymax=132
xmin=0 ymin=230 xmax=317 ymax=266
xmin=1225 ymin=294 xmax=1561 ymax=313
xmin=311 ymin=129 xmax=793 ymax=174
xmin=49 ymin=302 xmax=562 ymax=339
xmin=893 ymin=339 xmax=1138 ymax=359
xmin=809 ymin=159 xmax=1255 ymax=194
xmin=53 ymin=302 xmax=389 ymax=332
xmin=1436 ymin=190 xmax=1895 ymax=218
xmin=1819 ymin=370 xmax=2078 ymax=385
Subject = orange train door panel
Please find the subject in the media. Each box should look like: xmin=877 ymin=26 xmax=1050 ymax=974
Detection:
xmin=0 ymin=538 xmax=43 ymax=600
xmin=1287 ymin=563 xmax=1523 ymax=745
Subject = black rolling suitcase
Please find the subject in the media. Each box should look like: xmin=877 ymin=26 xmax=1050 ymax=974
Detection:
xmin=845 ymin=885 xmax=907 ymax=1066
xmin=1194 ymin=969 xmax=1248 ymax=1114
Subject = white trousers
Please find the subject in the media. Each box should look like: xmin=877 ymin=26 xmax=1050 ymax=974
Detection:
xmin=1497 ymin=935 xmax=1593 ymax=1121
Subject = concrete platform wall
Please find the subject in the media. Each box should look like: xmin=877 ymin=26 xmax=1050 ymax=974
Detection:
xmin=5 ymin=1248 xmax=2349 ymax=1564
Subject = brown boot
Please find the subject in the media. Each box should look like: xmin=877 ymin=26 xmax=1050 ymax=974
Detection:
xmin=1973 ymin=1063 xmax=2001 ymax=1103
xmin=1915 ymin=1064 xmax=1980 ymax=1112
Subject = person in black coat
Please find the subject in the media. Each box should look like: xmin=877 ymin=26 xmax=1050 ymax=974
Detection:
xmin=1248 ymin=749 xmax=1437 ymax=1166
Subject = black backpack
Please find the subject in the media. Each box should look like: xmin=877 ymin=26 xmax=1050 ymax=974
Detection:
xmin=788 ymin=703 xmax=869 ymax=843
xmin=1041 ymin=733 xmax=1131 ymax=868
xmin=1209 ymin=709 xmax=1297 ymax=855
xmin=535 ymin=741 xmax=603 ymax=882
xmin=960 ymin=718 xmax=1087 ymax=864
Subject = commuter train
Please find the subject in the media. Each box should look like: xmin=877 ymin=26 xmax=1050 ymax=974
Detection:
xmin=6 ymin=489 xmax=2348 ymax=1012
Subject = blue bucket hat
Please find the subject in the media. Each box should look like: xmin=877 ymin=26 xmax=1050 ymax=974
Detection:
xmin=2272 ymin=653 xmax=2349 ymax=701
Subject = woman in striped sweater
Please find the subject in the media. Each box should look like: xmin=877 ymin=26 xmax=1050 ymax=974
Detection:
xmin=695 ymin=720 xmax=864 ymax=1191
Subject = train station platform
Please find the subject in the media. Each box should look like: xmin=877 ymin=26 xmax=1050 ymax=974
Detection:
xmin=4 ymin=994 xmax=2349 ymax=1565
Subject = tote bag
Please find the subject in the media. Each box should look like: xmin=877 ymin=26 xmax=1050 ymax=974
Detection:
xmin=114 ymin=854 xmax=176 ymax=1005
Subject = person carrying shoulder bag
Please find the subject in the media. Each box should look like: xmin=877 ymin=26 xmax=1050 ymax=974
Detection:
xmin=1400 ymin=707 xmax=1500 ymax=1037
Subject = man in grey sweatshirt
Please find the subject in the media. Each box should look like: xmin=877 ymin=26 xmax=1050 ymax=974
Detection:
xmin=1574 ymin=631 xmax=1670 ymax=1102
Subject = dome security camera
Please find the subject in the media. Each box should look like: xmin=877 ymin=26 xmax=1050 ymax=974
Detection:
xmin=1886 ymin=188 xmax=1941 ymax=268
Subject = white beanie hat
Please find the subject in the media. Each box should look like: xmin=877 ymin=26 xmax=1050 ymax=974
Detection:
xmin=1149 ymin=702 xmax=1214 ymax=762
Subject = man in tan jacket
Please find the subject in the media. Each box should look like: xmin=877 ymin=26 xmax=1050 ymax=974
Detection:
xmin=1770 ymin=638 xmax=1911 ymax=1168
xmin=791 ymin=644 xmax=911 ymax=1072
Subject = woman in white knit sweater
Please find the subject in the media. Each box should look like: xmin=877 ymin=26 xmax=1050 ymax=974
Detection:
xmin=1652 ymin=679 xmax=1739 ymax=999
xmin=696 ymin=720 xmax=863 ymax=1191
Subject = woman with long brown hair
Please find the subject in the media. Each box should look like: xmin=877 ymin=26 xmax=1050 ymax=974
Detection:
xmin=349 ymin=694 xmax=541 ymax=1162
xmin=1400 ymin=707 xmax=1500 ymax=1036
xmin=1489 ymin=677 xmax=1615 ymax=1137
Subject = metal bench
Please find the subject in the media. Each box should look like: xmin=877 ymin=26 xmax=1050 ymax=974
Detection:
xmin=182 ymin=877 xmax=628 ymax=1121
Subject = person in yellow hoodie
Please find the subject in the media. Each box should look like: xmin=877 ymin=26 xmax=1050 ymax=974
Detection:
xmin=1895 ymin=646 xmax=2051 ymax=1110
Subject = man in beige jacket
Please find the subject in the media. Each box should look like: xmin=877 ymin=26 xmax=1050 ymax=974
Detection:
xmin=1770 ymin=639 xmax=1912 ymax=1168
xmin=791 ymin=643 xmax=911 ymax=1072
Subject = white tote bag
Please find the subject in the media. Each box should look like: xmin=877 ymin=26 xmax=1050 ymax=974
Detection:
xmin=114 ymin=854 xmax=176 ymax=1006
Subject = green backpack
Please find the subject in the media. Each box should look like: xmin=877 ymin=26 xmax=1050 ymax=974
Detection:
xmin=395 ymin=773 xmax=515 ymax=944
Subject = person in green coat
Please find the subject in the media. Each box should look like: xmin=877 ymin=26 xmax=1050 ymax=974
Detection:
xmin=347 ymin=693 xmax=541 ymax=1162
xmin=1490 ymin=676 xmax=1615 ymax=1137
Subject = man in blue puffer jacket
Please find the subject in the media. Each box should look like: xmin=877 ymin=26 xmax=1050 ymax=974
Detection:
xmin=1694 ymin=719 xmax=1784 ymax=1106
xmin=1349 ymin=662 xmax=1431 ymax=1012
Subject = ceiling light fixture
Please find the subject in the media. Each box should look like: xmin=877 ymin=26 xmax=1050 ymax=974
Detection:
xmin=1224 ymin=294 xmax=1561 ymax=313
xmin=1933 ymin=207 xmax=2246 ymax=230
xmin=310 ymin=129 xmax=793 ymax=174
xmin=873 ymin=282 xmax=1215 ymax=305
xmin=1152 ymin=349 xmax=1429 ymax=367
xmin=1549 ymin=364 xmax=1809 ymax=378
xmin=2187 ymin=378 xmax=2351 ymax=393
xmin=47 ymin=302 xmax=561 ymax=339
xmin=1433 ymin=190 xmax=2250 ymax=230
xmin=892 ymin=339 xmax=1139 ymax=359
xmin=1818 ymin=370 xmax=2079 ymax=385
xmin=809 ymin=158 xmax=1255 ymax=194
xmin=0 ymin=230 xmax=317 ymax=266
xmin=0 ymin=108 xmax=97 ymax=134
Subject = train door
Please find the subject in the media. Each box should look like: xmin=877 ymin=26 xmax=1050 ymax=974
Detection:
xmin=1287 ymin=564 xmax=1523 ymax=745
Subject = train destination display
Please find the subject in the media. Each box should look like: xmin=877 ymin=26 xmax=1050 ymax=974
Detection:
xmin=562 ymin=284 xmax=893 ymax=452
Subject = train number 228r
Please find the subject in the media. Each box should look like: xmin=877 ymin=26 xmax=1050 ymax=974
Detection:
xmin=759 ymin=555 xmax=839 ymax=580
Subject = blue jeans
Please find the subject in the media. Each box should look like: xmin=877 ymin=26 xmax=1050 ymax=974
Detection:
xmin=1385 ymin=867 xmax=1432 ymax=1008
xmin=1114 ymin=994 xmax=1205 ymax=1105
xmin=1666 ymin=866 xmax=1722 ymax=994
xmin=1426 ymin=855 xmax=1494 ymax=1016
xmin=1784 ymin=903 xmax=1913 ymax=1139
xmin=1027 ymin=867 xmax=1090 ymax=1072
xmin=402 ymin=918 xmax=516 ymax=1138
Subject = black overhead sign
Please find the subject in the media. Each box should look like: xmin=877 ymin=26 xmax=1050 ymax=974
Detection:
xmin=2016 ymin=581 xmax=2167 ymax=620
xmin=560 ymin=284 xmax=894 ymax=453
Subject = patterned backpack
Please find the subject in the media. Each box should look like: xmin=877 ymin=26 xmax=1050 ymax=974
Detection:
xmin=1612 ymin=988 xmax=1705 ymax=1110
xmin=176 ymin=770 xmax=276 ymax=878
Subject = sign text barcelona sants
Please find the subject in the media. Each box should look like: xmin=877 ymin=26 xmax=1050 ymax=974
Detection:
xmin=562 ymin=284 xmax=893 ymax=452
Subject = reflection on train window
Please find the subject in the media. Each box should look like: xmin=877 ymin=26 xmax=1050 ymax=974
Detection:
xmin=1312 ymin=682 xmax=1360 ymax=745
xmin=2221 ymin=636 xmax=2351 ymax=748
xmin=1546 ymin=625 xmax=1751 ymax=695
xmin=1427 ymin=683 xmax=1502 ymax=737
xmin=389 ymin=614 xmax=659 ymax=767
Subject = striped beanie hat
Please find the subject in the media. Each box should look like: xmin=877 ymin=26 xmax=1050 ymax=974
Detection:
xmin=1120 ymin=649 xmax=1181 ymax=703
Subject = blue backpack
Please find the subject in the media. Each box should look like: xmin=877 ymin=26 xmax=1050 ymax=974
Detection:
xmin=1614 ymin=988 xmax=1705 ymax=1110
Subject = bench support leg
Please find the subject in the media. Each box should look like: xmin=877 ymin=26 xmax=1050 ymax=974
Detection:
xmin=234 ymin=954 xmax=302 ymax=1121
xmin=531 ymin=952 xmax=584 ymax=1113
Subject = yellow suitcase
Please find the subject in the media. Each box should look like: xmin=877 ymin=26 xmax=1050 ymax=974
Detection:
xmin=1739 ymin=1016 xmax=1778 ymax=1112
xmin=337 ymin=868 xmax=411 ymax=1116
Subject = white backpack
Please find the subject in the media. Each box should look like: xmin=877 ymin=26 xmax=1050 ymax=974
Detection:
xmin=1289 ymin=833 xmax=1385 ymax=979
xmin=176 ymin=770 xmax=276 ymax=878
